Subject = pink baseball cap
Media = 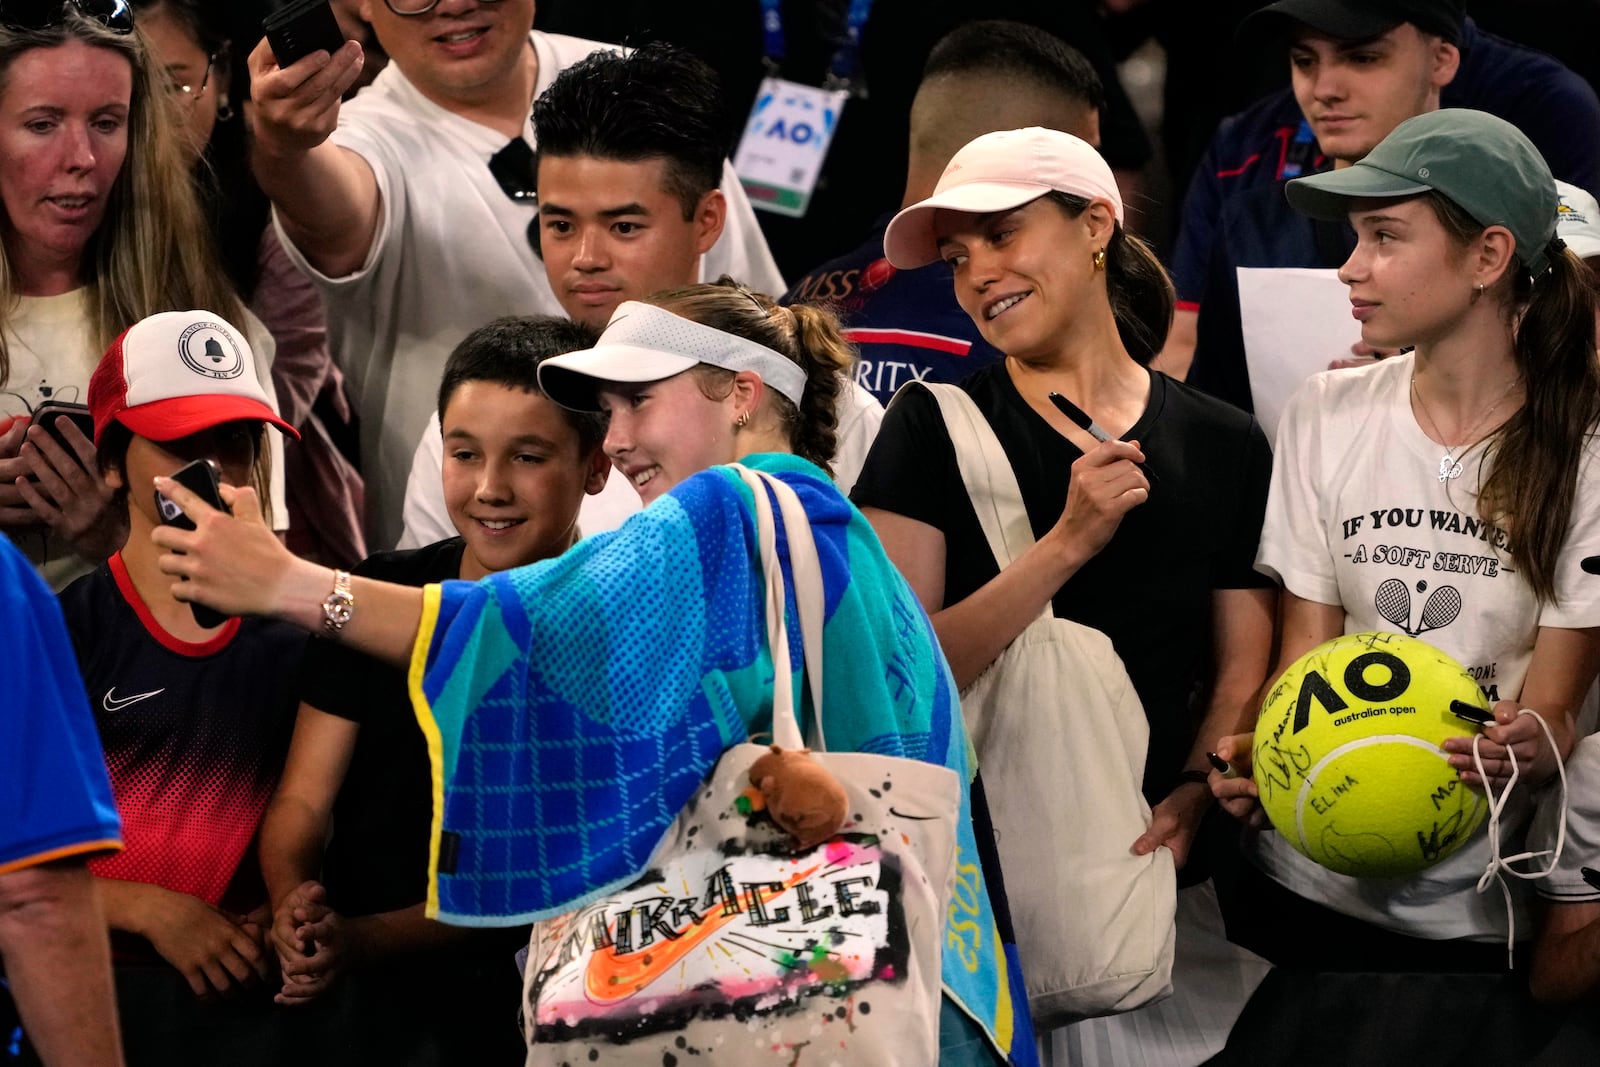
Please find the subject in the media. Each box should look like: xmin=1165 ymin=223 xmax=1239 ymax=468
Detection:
xmin=883 ymin=127 xmax=1123 ymax=269
xmin=88 ymin=311 xmax=298 ymax=444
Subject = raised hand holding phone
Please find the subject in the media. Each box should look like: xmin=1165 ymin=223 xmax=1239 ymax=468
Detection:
xmin=248 ymin=14 xmax=363 ymax=162
xmin=151 ymin=470 xmax=317 ymax=627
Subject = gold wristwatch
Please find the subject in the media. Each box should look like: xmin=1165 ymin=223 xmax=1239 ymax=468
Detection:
xmin=322 ymin=569 xmax=355 ymax=635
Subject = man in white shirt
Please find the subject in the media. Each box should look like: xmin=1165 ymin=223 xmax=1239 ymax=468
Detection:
xmin=248 ymin=1 xmax=783 ymax=546
xmin=394 ymin=42 xmax=882 ymax=548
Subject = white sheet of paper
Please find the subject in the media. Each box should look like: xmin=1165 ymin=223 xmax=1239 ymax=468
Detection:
xmin=1237 ymin=267 xmax=1363 ymax=441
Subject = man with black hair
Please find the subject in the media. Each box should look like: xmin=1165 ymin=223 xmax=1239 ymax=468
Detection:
xmin=247 ymin=2 xmax=783 ymax=548
xmin=530 ymin=43 xmax=737 ymax=335
xmin=782 ymin=20 xmax=1106 ymax=404
xmin=396 ymin=43 xmax=883 ymax=547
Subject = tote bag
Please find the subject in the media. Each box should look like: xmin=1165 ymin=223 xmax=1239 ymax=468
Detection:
xmin=925 ymin=383 xmax=1176 ymax=1026
xmin=521 ymin=466 xmax=959 ymax=1065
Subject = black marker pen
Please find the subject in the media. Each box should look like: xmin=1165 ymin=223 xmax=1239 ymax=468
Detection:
xmin=1450 ymin=699 xmax=1494 ymax=726
xmin=1583 ymin=866 xmax=1600 ymax=892
xmin=1047 ymin=392 xmax=1160 ymax=485
xmin=1048 ymin=391 xmax=1111 ymax=442
xmin=1207 ymin=752 xmax=1240 ymax=780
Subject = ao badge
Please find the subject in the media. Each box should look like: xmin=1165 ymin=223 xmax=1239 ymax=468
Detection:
xmin=733 ymin=0 xmax=872 ymax=219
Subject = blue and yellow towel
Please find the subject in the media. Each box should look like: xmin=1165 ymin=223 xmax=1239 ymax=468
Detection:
xmin=409 ymin=452 xmax=1030 ymax=1063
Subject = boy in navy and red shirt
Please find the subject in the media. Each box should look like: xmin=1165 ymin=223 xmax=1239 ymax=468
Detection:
xmin=57 ymin=310 xmax=305 ymax=1065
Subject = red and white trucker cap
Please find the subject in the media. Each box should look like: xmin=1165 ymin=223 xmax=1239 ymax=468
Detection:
xmin=88 ymin=311 xmax=297 ymax=444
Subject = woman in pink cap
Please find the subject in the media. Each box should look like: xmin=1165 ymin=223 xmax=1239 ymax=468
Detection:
xmin=851 ymin=125 xmax=1277 ymax=1036
xmin=56 ymin=309 xmax=304 ymax=1063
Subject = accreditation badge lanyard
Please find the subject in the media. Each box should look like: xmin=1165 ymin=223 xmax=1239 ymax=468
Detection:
xmin=733 ymin=0 xmax=874 ymax=218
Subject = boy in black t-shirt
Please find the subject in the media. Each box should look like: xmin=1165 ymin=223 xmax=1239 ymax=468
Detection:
xmin=256 ymin=316 xmax=607 ymax=1060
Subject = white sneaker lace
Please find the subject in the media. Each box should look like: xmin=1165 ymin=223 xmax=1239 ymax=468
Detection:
xmin=1471 ymin=708 xmax=1568 ymax=968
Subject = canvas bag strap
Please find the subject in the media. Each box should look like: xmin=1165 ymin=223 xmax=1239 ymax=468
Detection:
xmin=761 ymin=469 xmax=828 ymax=751
xmin=921 ymin=384 xmax=1051 ymax=626
xmin=733 ymin=464 xmax=830 ymax=752
xmin=922 ymin=383 xmax=1035 ymax=567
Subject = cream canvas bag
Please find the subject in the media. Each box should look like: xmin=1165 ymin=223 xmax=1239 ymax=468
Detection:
xmin=924 ymin=383 xmax=1176 ymax=1026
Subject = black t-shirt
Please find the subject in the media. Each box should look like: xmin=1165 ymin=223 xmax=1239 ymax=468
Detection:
xmin=852 ymin=366 xmax=1272 ymax=801
xmin=297 ymin=538 xmax=465 ymax=917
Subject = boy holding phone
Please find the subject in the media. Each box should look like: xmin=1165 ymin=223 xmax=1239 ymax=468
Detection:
xmin=256 ymin=316 xmax=607 ymax=1059
xmin=55 ymin=311 xmax=307 ymax=1064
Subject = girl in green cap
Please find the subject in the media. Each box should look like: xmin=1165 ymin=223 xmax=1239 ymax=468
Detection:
xmin=1211 ymin=108 xmax=1600 ymax=1053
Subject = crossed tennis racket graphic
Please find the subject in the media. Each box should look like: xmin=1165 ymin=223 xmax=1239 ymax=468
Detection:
xmin=1374 ymin=579 xmax=1463 ymax=637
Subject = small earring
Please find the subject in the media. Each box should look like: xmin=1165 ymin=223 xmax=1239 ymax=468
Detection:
xmin=1092 ymin=249 xmax=1107 ymax=272
xmin=216 ymin=95 xmax=236 ymax=123
xmin=735 ymin=412 xmax=750 ymax=429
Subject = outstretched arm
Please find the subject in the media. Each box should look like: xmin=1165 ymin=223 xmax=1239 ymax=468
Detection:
xmin=150 ymin=477 xmax=423 ymax=669
xmin=1136 ymin=585 xmax=1276 ymax=866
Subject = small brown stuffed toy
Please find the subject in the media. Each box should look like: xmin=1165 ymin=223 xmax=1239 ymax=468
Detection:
xmin=748 ymin=745 xmax=849 ymax=850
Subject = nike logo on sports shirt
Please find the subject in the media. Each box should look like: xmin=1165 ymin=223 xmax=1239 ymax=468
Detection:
xmin=103 ymin=687 xmax=165 ymax=712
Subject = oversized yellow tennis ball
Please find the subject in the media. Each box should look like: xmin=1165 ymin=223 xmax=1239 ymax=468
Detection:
xmin=1253 ymin=632 xmax=1489 ymax=878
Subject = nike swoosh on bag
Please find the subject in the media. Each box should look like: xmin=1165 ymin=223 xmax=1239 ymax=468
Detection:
xmin=103 ymin=687 xmax=165 ymax=712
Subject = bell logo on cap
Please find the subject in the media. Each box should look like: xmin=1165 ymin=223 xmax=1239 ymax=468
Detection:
xmin=178 ymin=321 xmax=245 ymax=381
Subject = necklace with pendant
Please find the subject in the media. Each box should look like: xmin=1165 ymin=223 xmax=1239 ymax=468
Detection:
xmin=1410 ymin=371 xmax=1519 ymax=483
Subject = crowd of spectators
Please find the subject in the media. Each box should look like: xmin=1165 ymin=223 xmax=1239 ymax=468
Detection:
xmin=5 ymin=2 xmax=1600 ymax=1064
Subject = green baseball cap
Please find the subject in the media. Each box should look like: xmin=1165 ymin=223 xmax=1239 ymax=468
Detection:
xmin=1285 ymin=108 xmax=1561 ymax=276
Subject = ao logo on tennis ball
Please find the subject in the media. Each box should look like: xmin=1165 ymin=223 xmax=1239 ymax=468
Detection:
xmin=1254 ymin=633 xmax=1488 ymax=878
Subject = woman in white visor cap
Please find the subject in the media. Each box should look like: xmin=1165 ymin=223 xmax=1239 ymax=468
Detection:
xmin=141 ymin=279 xmax=1031 ymax=1066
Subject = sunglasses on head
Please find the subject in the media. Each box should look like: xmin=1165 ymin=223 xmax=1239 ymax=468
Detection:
xmin=0 ymin=0 xmax=133 ymax=33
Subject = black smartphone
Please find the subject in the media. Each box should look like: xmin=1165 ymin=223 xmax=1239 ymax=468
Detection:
xmin=154 ymin=459 xmax=233 ymax=629
xmin=262 ymin=0 xmax=345 ymax=67
xmin=31 ymin=400 xmax=95 ymax=453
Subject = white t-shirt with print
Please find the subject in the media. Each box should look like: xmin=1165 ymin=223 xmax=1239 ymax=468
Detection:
xmin=1253 ymin=353 xmax=1600 ymax=941
xmin=276 ymin=32 xmax=786 ymax=548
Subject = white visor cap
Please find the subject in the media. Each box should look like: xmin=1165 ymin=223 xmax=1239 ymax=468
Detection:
xmin=538 ymin=301 xmax=808 ymax=412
